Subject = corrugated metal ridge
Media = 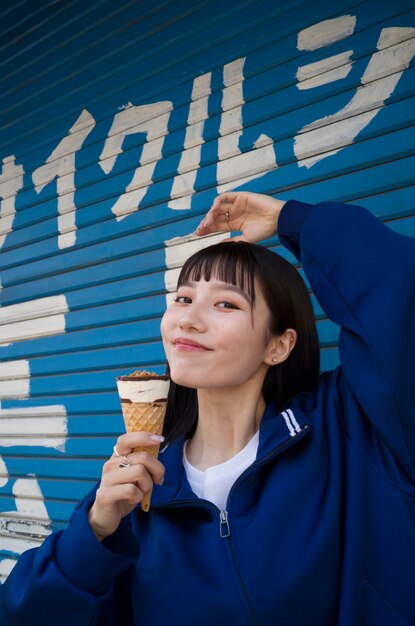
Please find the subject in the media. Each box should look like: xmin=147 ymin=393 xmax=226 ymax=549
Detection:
xmin=0 ymin=0 xmax=29 ymax=28
xmin=1 ymin=72 xmax=414 ymax=251
xmin=0 ymin=0 xmax=361 ymax=150
xmin=1 ymin=124 xmax=414 ymax=270
xmin=0 ymin=0 xmax=259 ymax=131
xmin=1 ymin=31 xmax=413 ymax=217
xmin=0 ymin=0 xmax=396 ymax=180
xmin=1 ymin=1 xmax=412 ymax=171
xmin=1 ymin=191 xmax=413 ymax=311
xmin=0 ymin=0 xmax=68 ymax=46
xmin=0 ymin=0 xmax=139 ymax=66
xmin=0 ymin=0 xmax=204 ymax=103
xmin=1 ymin=25 xmax=412 ymax=217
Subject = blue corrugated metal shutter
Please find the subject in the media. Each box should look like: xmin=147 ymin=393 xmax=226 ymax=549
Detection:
xmin=0 ymin=0 xmax=414 ymax=580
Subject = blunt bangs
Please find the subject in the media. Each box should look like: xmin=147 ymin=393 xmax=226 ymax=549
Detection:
xmin=177 ymin=241 xmax=257 ymax=306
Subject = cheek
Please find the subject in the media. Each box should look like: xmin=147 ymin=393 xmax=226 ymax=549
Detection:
xmin=160 ymin=312 xmax=171 ymax=350
xmin=220 ymin=323 xmax=266 ymax=361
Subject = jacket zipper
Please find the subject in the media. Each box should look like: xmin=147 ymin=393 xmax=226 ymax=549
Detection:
xmin=215 ymin=424 xmax=309 ymax=626
xmin=154 ymin=424 xmax=309 ymax=626
xmin=219 ymin=510 xmax=230 ymax=537
xmin=225 ymin=530 xmax=261 ymax=626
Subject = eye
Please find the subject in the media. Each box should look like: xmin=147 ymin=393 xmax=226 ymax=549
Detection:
xmin=174 ymin=295 xmax=192 ymax=304
xmin=216 ymin=301 xmax=239 ymax=309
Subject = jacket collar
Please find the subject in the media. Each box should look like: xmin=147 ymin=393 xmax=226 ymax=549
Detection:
xmin=150 ymin=400 xmax=311 ymax=508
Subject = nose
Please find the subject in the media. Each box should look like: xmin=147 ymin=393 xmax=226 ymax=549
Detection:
xmin=178 ymin=317 xmax=203 ymax=332
xmin=178 ymin=305 xmax=206 ymax=333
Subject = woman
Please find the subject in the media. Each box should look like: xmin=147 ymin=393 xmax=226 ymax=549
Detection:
xmin=1 ymin=192 xmax=414 ymax=625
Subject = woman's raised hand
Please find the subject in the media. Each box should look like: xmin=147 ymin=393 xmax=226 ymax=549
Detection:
xmin=87 ymin=432 xmax=165 ymax=541
xmin=196 ymin=192 xmax=286 ymax=243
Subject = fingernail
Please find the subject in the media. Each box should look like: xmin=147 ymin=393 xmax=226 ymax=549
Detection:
xmin=149 ymin=434 xmax=165 ymax=442
xmin=158 ymin=476 xmax=164 ymax=486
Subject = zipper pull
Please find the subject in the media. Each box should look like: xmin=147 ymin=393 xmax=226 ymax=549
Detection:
xmin=219 ymin=510 xmax=230 ymax=538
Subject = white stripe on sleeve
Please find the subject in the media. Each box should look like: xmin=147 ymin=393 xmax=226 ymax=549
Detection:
xmin=281 ymin=411 xmax=296 ymax=437
xmin=286 ymin=408 xmax=301 ymax=433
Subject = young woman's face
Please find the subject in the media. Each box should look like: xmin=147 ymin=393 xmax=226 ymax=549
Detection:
xmin=161 ymin=276 xmax=275 ymax=391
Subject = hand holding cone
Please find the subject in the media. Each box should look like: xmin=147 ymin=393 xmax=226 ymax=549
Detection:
xmin=116 ymin=371 xmax=169 ymax=512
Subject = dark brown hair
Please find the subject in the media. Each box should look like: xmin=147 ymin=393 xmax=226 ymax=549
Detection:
xmin=163 ymin=240 xmax=320 ymax=443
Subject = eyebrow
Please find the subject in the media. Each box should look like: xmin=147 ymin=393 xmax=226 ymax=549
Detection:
xmin=180 ymin=280 xmax=252 ymax=304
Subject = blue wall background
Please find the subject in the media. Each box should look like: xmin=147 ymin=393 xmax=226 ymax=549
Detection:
xmin=0 ymin=0 xmax=414 ymax=578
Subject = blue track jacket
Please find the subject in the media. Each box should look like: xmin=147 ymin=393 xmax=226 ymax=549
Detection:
xmin=1 ymin=200 xmax=414 ymax=626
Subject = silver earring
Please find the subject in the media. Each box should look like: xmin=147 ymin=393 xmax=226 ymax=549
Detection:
xmin=271 ymin=358 xmax=277 ymax=363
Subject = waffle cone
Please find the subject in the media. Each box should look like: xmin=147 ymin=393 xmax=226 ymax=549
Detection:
xmin=120 ymin=401 xmax=167 ymax=512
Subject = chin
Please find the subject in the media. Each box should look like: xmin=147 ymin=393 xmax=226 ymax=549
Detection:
xmin=168 ymin=367 xmax=195 ymax=387
xmin=170 ymin=373 xmax=202 ymax=389
xmin=169 ymin=367 xmax=213 ymax=389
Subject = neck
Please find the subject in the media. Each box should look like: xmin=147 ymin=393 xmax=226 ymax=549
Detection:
xmin=186 ymin=381 xmax=266 ymax=471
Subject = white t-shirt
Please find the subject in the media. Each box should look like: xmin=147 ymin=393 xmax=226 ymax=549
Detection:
xmin=182 ymin=432 xmax=260 ymax=511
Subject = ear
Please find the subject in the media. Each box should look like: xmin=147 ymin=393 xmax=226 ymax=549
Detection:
xmin=264 ymin=329 xmax=297 ymax=366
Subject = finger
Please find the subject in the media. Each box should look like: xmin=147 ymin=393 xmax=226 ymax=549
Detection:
xmin=195 ymin=207 xmax=230 ymax=235
xmin=97 ymin=483 xmax=144 ymax=508
xmin=127 ymin=452 xmax=165 ymax=484
xmin=195 ymin=193 xmax=237 ymax=235
xmin=105 ymin=464 xmax=155 ymax=493
xmin=115 ymin=432 xmax=165 ymax=456
xmin=211 ymin=192 xmax=237 ymax=210
xmin=105 ymin=454 xmax=165 ymax=487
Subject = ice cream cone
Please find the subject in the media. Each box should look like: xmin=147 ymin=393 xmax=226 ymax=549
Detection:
xmin=116 ymin=371 xmax=169 ymax=512
xmin=120 ymin=400 xmax=166 ymax=511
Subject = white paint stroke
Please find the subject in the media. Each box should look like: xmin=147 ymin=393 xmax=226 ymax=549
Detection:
xmin=0 ymin=359 xmax=29 ymax=381
xmin=0 ymin=156 xmax=24 ymax=250
xmin=219 ymin=57 xmax=245 ymax=158
xmin=0 ymin=405 xmax=67 ymax=418
xmin=169 ymin=72 xmax=212 ymax=210
xmin=0 ymin=558 xmax=16 ymax=582
xmin=1 ymin=513 xmax=51 ymax=536
xmin=99 ymin=101 xmax=172 ymax=221
xmin=0 ymin=455 xmax=7 ymax=488
xmin=0 ymin=313 xmax=66 ymax=345
xmin=164 ymin=232 xmax=230 ymax=305
xmin=294 ymin=27 xmax=415 ymax=168
xmin=13 ymin=479 xmax=50 ymax=519
xmin=0 ymin=435 xmax=67 ymax=449
xmin=0 ymin=376 xmax=29 ymax=400
xmin=296 ymin=50 xmax=353 ymax=89
xmin=0 ymin=415 xmax=67 ymax=436
xmin=165 ymin=231 xmax=231 ymax=268
xmin=0 ymin=533 xmax=42 ymax=555
xmin=217 ymin=58 xmax=277 ymax=193
xmin=0 ymin=294 xmax=68 ymax=326
xmin=0 ymin=405 xmax=67 ymax=450
xmin=298 ymin=15 xmax=356 ymax=51
xmin=32 ymin=110 xmax=96 ymax=249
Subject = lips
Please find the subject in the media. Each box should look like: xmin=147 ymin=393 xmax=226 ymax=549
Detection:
xmin=173 ymin=337 xmax=210 ymax=351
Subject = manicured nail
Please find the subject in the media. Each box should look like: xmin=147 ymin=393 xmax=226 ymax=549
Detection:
xmin=158 ymin=476 xmax=164 ymax=486
xmin=149 ymin=434 xmax=165 ymax=442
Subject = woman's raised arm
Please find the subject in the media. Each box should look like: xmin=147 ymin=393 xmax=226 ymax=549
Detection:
xmin=198 ymin=193 xmax=415 ymax=488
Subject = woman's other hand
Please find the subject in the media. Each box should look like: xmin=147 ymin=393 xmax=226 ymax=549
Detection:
xmin=196 ymin=192 xmax=286 ymax=243
xmin=87 ymin=432 xmax=165 ymax=541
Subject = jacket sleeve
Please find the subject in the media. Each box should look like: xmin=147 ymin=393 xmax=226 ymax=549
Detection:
xmin=0 ymin=487 xmax=140 ymax=626
xmin=278 ymin=200 xmax=415 ymax=485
